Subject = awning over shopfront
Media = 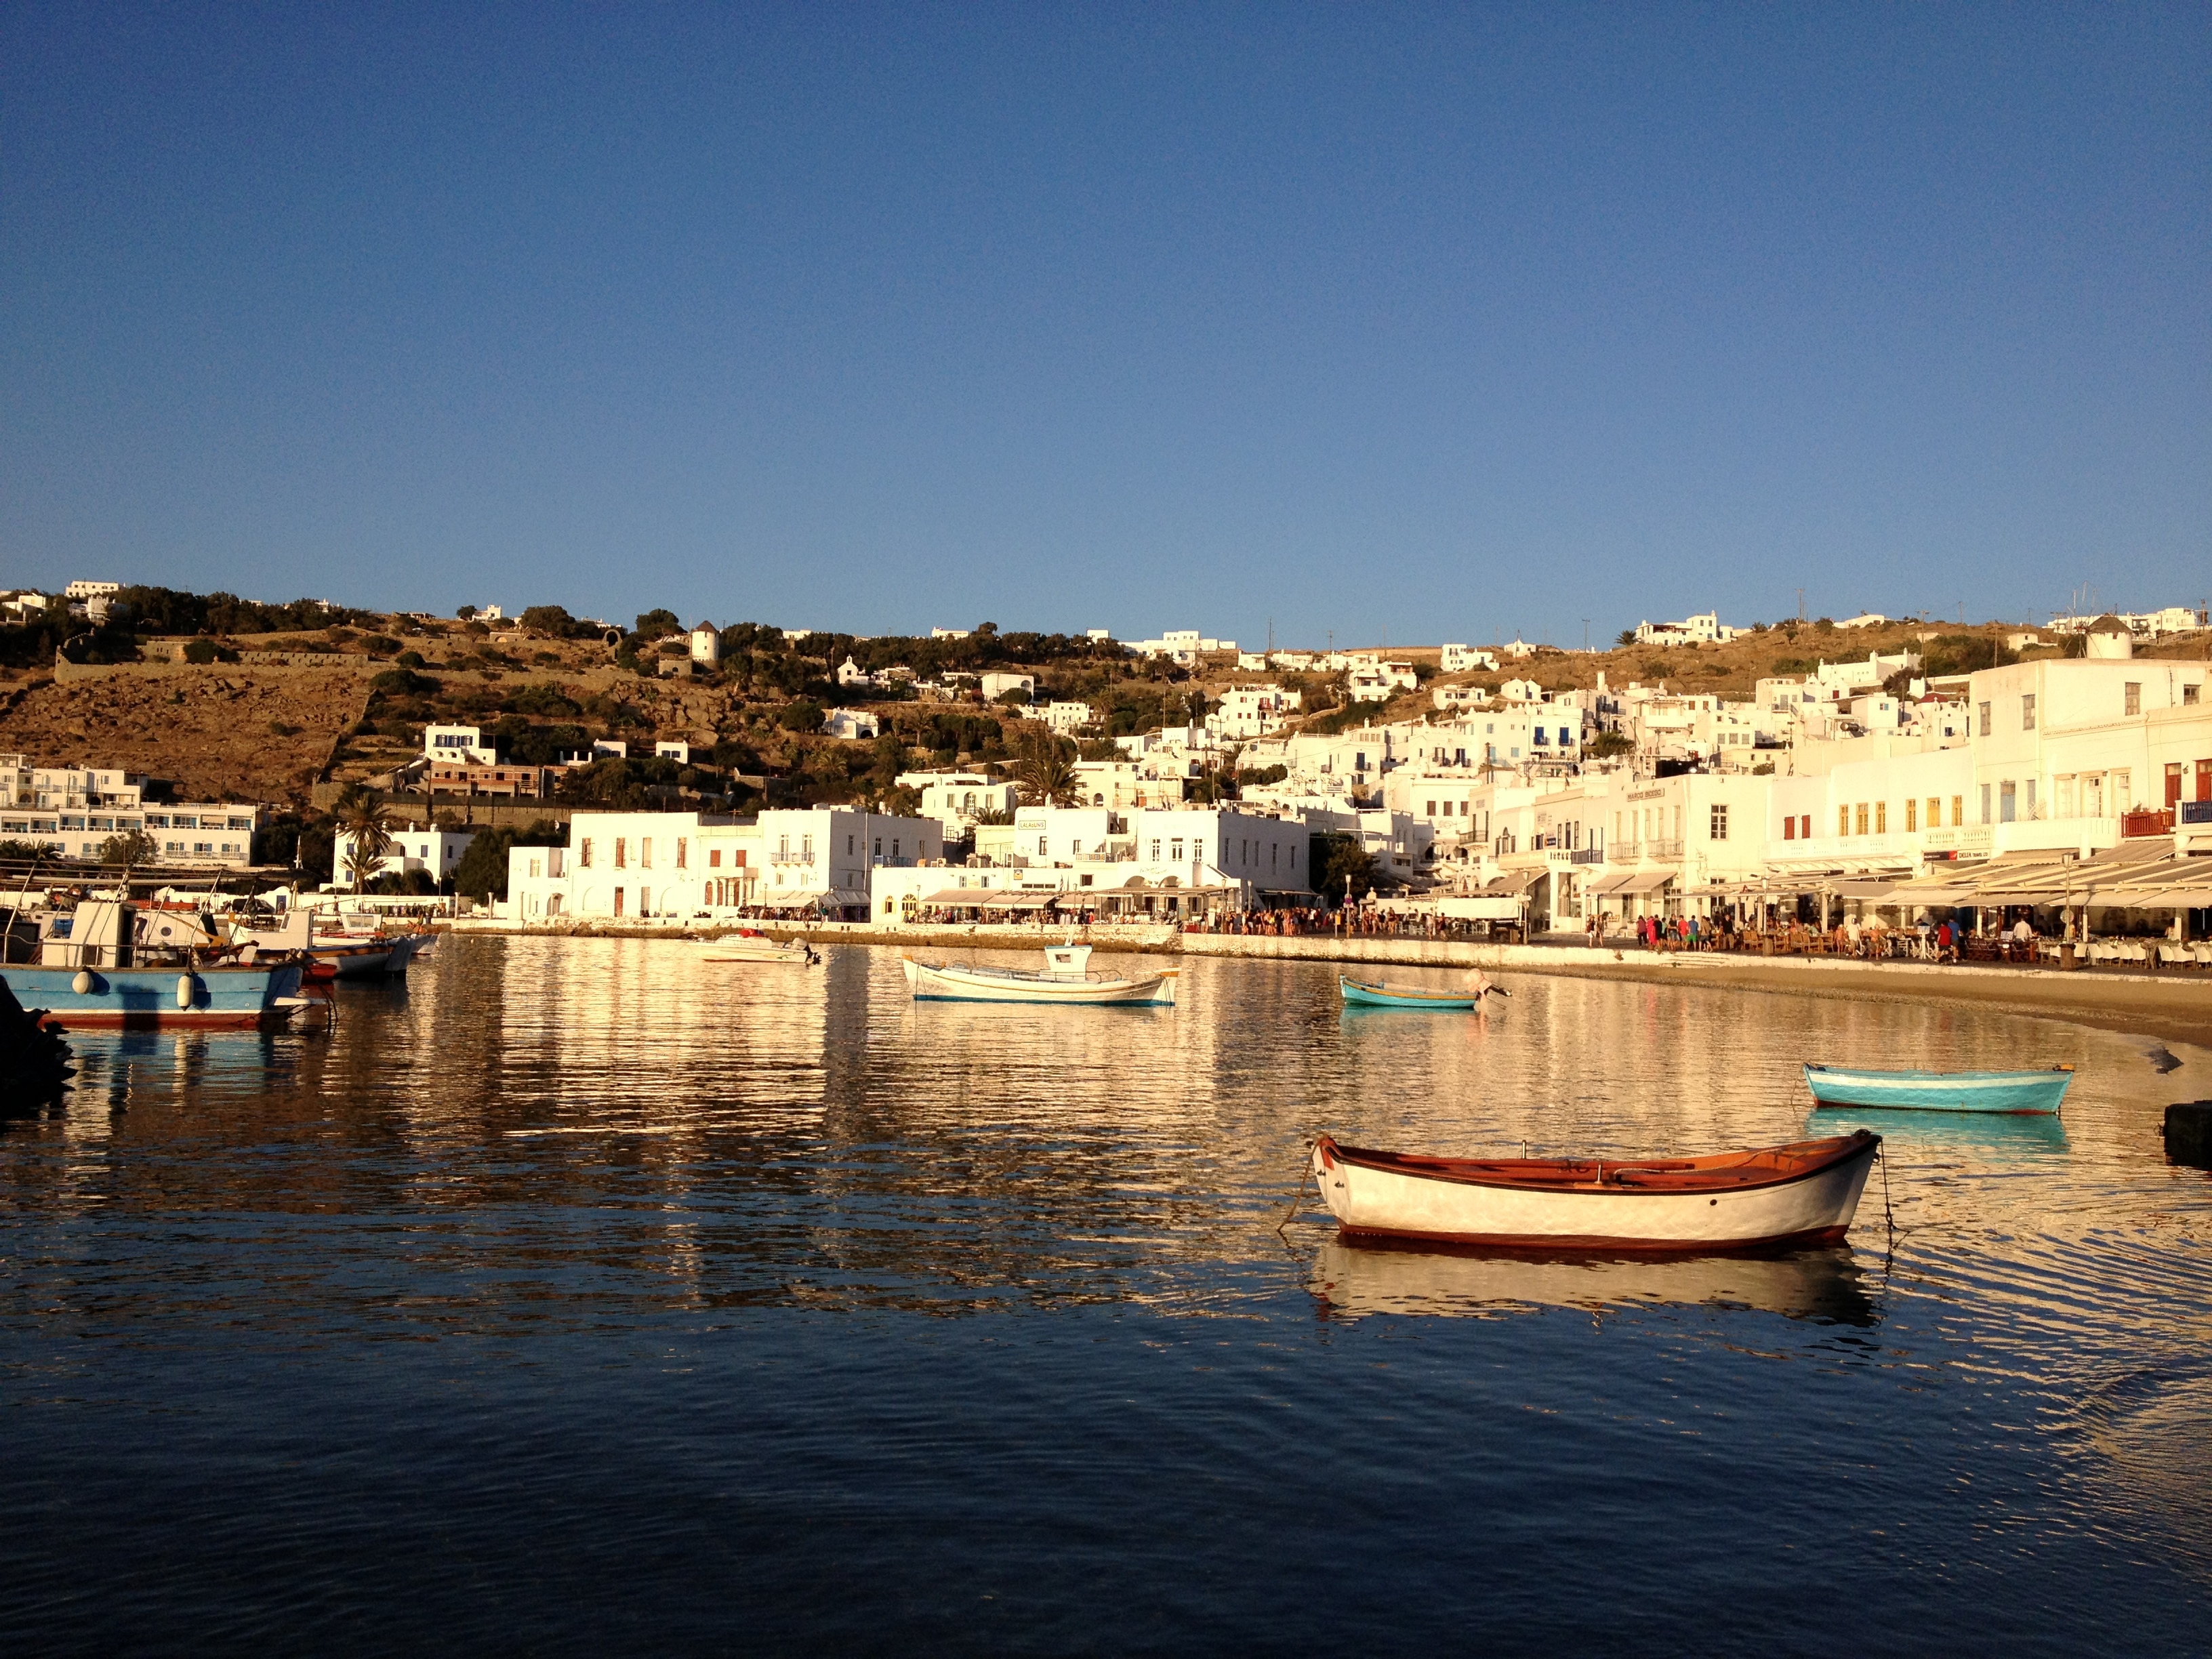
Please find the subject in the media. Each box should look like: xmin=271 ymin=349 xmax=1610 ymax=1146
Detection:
xmin=1589 ymin=867 xmax=1678 ymax=896
xmin=918 ymin=888 xmax=990 ymax=907
xmin=1437 ymin=895 xmax=1525 ymax=921
xmin=761 ymin=889 xmax=828 ymax=909
xmin=1884 ymin=842 xmax=2209 ymax=909
xmin=1479 ymin=867 xmax=1547 ymax=895
xmin=1830 ymin=880 xmax=1898 ymax=901
xmin=979 ymin=890 xmax=1059 ymax=911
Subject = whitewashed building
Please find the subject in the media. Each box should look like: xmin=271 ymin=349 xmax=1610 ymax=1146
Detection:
xmin=1440 ymin=644 xmax=1499 ymax=673
xmin=903 ymin=771 xmax=1020 ymax=834
xmin=335 ymin=826 xmax=476 ymax=886
xmin=504 ymin=806 xmax=941 ymax=922
xmin=1635 ymin=611 xmax=1740 ymax=647
xmin=0 ymin=756 xmax=262 ymax=867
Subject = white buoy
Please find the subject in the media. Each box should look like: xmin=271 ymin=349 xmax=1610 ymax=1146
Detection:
xmin=176 ymin=975 xmax=196 ymax=1010
xmin=72 ymin=970 xmax=94 ymax=996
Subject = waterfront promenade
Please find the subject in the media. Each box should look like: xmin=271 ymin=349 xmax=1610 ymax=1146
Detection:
xmin=452 ymin=915 xmax=2212 ymax=1047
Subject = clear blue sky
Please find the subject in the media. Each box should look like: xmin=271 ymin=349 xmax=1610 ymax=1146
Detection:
xmin=3 ymin=4 xmax=2205 ymax=647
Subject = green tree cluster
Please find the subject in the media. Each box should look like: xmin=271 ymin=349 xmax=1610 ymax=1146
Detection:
xmin=451 ymin=821 xmax=567 ymax=902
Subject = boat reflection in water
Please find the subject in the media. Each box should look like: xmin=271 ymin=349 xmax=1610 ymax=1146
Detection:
xmin=1309 ymin=1237 xmax=1879 ymax=1327
xmin=1802 ymin=1107 xmax=2070 ymax=1157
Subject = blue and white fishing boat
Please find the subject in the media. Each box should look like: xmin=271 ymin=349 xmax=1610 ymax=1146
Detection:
xmin=1339 ymin=972 xmax=1504 ymax=1010
xmin=1803 ymin=1062 xmax=2074 ymax=1116
xmin=2 ymin=897 xmax=308 ymax=1030
xmin=1 ymin=961 xmax=307 ymax=1030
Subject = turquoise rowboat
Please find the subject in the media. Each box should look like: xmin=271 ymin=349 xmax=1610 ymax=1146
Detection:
xmin=1803 ymin=1062 xmax=2074 ymax=1115
xmin=1340 ymin=976 xmax=1496 ymax=1011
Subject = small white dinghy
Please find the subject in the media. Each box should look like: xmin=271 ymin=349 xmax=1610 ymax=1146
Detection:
xmin=1309 ymin=1130 xmax=1880 ymax=1252
xmin=701 ymin=930 xmax=817 ymax=966
xmin=901 ymin=943 xmax=1176 ymax=1005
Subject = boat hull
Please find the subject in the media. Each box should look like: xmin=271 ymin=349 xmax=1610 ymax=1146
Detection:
xmin=701 ymin=938 xmax=812 ymax=965
xmin=1311 ymin=1132 xmax=1879 ymax=1252
xmin=1340 ymin=977 xmax=1478 ymax=1010
xmin=1804 ymin=1063 xmax=2072 ymax=1115
xmin=1 ymin=962 xmax=305 ymax=1030
xmin=902 ymin=956 xmax=1176 ymax=1005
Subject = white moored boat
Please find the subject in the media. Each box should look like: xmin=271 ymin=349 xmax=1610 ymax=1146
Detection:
xmin=1309 ymin=1130 xmax=1881 ymax=1252
xmin=901 ymin=943 xmax=1176 ymax=1006
xmin=701 ymin=930 xmax=817 ymax=966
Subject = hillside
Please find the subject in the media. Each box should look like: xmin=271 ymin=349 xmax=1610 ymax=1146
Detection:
xmin=3 ymin=602 xmax=2202 ymax=811
xmin=0 ymin=668 xmax=367 ymax=805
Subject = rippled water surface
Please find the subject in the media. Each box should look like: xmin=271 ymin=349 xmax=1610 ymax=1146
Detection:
xmin=3 ymin=935 xmax=2209 ymax=1654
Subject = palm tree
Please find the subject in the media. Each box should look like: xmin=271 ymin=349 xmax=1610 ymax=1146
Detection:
xmin=337 ymin=784 xmax=394 ymax=894
xmin=1012 ymin=730 xmax=1079 ymax=806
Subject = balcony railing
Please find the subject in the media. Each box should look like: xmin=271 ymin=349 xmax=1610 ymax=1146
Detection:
xmin=2123 ymin=809 xmax=2174 ymax=838
xmin=2182 ymin=800 xmax=2212 ymax=826
xmin=1569 ymin=848 xmax=1605 ymax=865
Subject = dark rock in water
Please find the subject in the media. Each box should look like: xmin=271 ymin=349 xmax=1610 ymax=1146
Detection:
xmin=2165 ymin=1102 xmax=2212 ymax=1169
xmin=2142 ymin=1044 xmax=2184 ymax=1074
xmin=0 ymin=976 xmax=75 ymax=1111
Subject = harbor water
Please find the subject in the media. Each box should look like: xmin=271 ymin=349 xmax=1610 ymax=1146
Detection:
xmin=3 ymin=935 xmax=2208 ymax=1653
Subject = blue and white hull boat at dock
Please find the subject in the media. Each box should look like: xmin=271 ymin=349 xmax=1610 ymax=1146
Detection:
xmin=1803 ymin=1062 xmax=2074 ymax=1116
xmin=0 ymin=961 xmax=307 ymax=1030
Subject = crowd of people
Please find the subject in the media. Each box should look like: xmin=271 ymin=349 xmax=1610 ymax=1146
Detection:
xmin=1581 ymin=908 xmax=2051 ymax=964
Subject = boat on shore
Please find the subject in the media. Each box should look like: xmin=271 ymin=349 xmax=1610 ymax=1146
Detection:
xmin=1803 ymin=1063 xmax=2073 ymax=1115
xmin=902 ymin=943 xmax=1176 ymax=1005
xmin=701 ymin=930 xmax=817 ymax=966
xmin=1340 ymin=971 xmax=1504 ymax=1010
xmin=1309 ymin=1130 xmax=1881 ymax=1252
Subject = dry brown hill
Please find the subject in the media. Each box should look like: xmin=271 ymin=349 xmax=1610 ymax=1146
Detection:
xmin=0 ymin=668 xmax=369 ymax=806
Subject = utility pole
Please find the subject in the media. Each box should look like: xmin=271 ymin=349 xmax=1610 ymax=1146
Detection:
xmin=1582 ymin=619 xmax=1590 ymax=654
xmin=1797 ymin=588 xmax=1805 ymax=623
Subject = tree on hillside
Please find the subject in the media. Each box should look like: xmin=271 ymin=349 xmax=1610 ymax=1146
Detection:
xmin=451 ymin=821 xmax=565 ymax=903
xmin=1313 ymin=833 xmax=1376 ymax=903
xmin=1012 ymin=729 xmax=1079 ymax=806
xmin=97 ymin=830 xmax=161 ymax=869
xmin=1583 ymin=729 xmax=1634 ymax=759
xmin=337 ymin=785 xmax=394 ymax=894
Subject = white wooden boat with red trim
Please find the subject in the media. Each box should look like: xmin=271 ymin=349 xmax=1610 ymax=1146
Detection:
xmin=1309 ymin=1130 xmax=1881 ymax=1252
xmin=901 ymin=943 xmax=1176 ymax=1006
